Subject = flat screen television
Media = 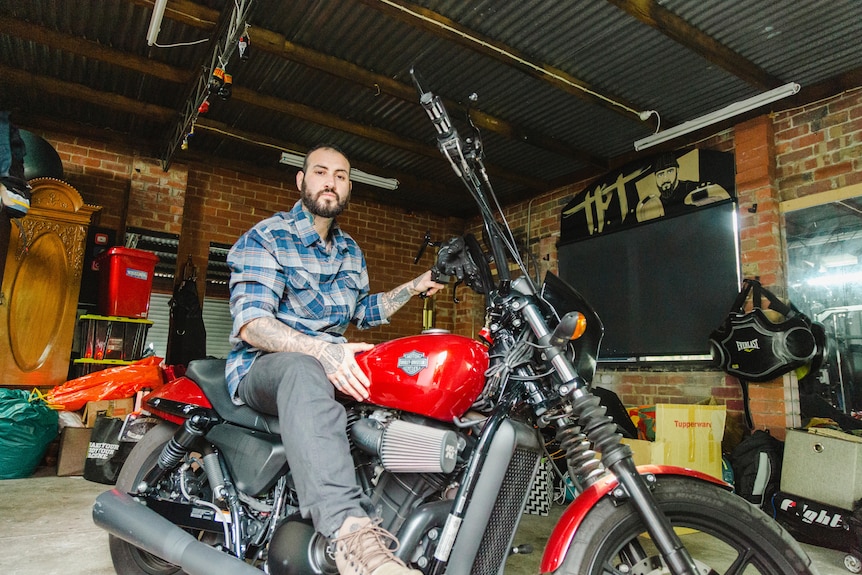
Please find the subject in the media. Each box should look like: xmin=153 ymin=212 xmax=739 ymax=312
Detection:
xmin=557 ymin=200 xmax=740 ymax=363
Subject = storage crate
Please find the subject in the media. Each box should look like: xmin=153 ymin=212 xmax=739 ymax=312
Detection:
xmin=781 ymin=427 xmax=862 ymax=510
xmin=95 ymin=247 xmax=159 ymax=318
xmin=77 ymin=314 xmax=152 ymax=362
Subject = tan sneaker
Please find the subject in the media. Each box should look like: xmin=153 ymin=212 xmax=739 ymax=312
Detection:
xmin=332 ymin=518 xmax=421 ymax=575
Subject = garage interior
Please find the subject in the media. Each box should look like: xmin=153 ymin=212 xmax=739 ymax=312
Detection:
xmin=2 ymin=1 xmax=862 ymax=574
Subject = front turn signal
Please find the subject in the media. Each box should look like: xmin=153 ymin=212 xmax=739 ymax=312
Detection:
xmin=549 ymin=312 xmax=586 ymax=348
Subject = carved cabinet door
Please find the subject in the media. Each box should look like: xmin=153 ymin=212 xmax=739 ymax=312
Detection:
xmin=0 ymin=178 xmax=99 ymax=387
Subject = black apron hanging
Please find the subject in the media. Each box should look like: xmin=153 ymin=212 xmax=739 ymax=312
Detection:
xmin=166 ymin=257 xmax=207 ymax=366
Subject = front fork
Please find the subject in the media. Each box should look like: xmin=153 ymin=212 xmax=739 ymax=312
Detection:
xmin=519 ymin=299 xmax=700 ymax=575
xmin=556 ymin=389 xmax=701 ymax=575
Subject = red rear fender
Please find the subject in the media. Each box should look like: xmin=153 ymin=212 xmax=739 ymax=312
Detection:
xmin=144 ymin=376 xmax=211 ymax=425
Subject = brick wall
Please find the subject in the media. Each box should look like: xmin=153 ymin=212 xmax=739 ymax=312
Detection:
xmin=24 ymin=87 xmax=860 ymax=444
xmin=32 ymin=132 xmax=465 ymax=345
xmin=775 ymin=88 xmax=862 ymax=199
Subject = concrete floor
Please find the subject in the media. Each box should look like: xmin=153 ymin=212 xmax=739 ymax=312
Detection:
xmin=0 ymin=474 xmax=854 ymax=575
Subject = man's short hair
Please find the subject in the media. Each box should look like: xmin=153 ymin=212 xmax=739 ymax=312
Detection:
xmin=303 ymin=143 xmax=350 ymax=172
xmin=654 ymin=153 xmax=679 ymax=172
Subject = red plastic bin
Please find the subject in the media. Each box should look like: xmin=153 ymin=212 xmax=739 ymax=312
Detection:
xmin=95 ymin=247 xmax=159 ymax=318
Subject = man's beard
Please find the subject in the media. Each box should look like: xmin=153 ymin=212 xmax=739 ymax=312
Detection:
xmin=300 ymin=177 xmax=348 ymax=218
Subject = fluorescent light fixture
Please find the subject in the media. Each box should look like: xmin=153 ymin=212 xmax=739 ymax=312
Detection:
xmin=634 ymin=82 xmax=801 ymax=151
xmin=146 ymin=0 xmax=169 ymax=46
xmin=807 ymin=270 xmax=862 ymax=287
xmin=279 ymin=151 xmax=399 ymax=190
xmin=822 ymin=253 xmax=858 ymax=268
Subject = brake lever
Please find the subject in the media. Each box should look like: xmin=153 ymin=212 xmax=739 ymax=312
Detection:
xmin=452 ymin=279 xmax=463 ymax=304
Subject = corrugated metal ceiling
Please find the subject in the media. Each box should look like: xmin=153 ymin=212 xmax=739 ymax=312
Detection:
xmin=0 ymin=0 xmax=859 ymax=216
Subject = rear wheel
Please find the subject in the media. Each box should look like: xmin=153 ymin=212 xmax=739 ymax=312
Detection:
xmin=108 ymin=422 xmax=216 ymax=575
xmin=555 ymin=475 xmax=817 ymax=575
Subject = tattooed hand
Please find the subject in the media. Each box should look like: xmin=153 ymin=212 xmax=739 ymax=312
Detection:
xmin=321 ymin=341 xmax=374 ymax=401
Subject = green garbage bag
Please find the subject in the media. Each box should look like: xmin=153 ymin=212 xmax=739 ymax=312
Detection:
xmin=0 ymin=389 xmax=59 ymax=479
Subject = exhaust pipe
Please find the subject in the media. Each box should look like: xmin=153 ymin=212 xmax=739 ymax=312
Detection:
xmin=93 ymin=489 xmax=261 ymax=575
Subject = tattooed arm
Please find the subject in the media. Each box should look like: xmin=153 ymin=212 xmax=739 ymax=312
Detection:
xmin=380 ymin=270 xmax=445 ymax=318
xmin=238 ymin=318 xmax=374 ymax=400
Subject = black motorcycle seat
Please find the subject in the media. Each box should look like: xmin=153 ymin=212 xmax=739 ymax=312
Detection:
xmin=186 ymin=359 xmax=280 ymax=435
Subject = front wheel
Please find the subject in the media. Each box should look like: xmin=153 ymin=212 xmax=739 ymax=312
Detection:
xmin=555 ymin=475 xmax=817 ymax=575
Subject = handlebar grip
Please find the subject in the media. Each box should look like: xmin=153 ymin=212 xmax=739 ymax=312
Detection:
xmin=414 ymin=242 xmax=427 ymax=264
xmin=420 ymin=92 xmax=455 ymax=140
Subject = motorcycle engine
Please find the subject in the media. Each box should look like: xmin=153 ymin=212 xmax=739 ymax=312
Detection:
xmin=266 ymin=413 xmax=465 ymax=574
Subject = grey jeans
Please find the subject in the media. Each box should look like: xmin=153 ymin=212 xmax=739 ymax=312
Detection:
xmin=237 ymin=351 xmax=373 ymax=537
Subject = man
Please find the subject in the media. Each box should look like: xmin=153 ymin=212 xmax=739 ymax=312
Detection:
xmin=654 ymin=153 xmax=700 ymax=206
xmin=226 ymin=144 xmax=443 ymax=575
xmin=656 ymin=153 xmax=731 ymax=206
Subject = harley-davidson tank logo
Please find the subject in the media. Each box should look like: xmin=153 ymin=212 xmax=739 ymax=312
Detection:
xmin=397 ymin=350 xmax=428 ymax=376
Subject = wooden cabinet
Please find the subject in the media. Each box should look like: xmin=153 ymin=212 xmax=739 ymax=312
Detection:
xmin=0 ymin=178 xmax=100 ymax=387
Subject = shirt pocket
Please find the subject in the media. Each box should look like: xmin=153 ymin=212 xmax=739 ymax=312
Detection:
xmin=284 ymin=268 xmax=328 ymax=320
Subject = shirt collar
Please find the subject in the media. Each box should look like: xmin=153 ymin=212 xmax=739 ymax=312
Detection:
xmin=287 ymin=200 xmax=349 ymax=254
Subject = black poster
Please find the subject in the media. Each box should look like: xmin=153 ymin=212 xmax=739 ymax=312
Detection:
xmin=561 ymin=149 xmax=736 ymax=243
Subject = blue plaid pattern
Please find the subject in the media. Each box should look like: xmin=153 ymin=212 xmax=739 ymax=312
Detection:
xmin=225 ymin=200 xmax=388 ymax=399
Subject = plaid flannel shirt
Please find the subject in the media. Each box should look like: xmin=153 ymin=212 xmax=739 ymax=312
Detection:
xmin=225 ymin=200 xmax=388 ymax=399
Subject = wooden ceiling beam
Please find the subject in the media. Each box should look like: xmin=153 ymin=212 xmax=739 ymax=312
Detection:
xmin=248 ymin=28 xmax=606 ymax=169
xmin=129 ymin=0 xmax=218 ymax=31
xmin=0 ymin=64 xmax=176 ymax=124
xmin=229 ymin=86 xmax=546 ymax=191
xmin=130 ymin=0 xmax=602 ymax=168
xmin=0 ymin=16 xmax=191 ymax=84
xmin=605 ymin=0 xmax=783 ymax=90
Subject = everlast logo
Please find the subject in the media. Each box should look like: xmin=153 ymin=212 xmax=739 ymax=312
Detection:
xmin=779 ymin=496 xmax=846 ymax=528
xmin=736 ymin=339 xmax=760 ymax=352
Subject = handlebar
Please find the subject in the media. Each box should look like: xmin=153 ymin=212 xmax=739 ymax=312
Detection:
xmin=410 ymin=67 xmax=518 ymax=293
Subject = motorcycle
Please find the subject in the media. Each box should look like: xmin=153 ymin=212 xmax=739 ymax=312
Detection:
xmin=92 ymin=71 xmax=818 ymax=575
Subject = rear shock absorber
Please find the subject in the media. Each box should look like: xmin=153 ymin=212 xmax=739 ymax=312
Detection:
xmin=136 ymin=411 xmax=214 ymax=493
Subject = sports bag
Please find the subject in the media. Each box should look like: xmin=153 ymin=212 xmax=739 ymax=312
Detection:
xmin=729 ymin=429 xmax=784 ymax=511
xmin=709 ymin=279 xmax=822 ymax=383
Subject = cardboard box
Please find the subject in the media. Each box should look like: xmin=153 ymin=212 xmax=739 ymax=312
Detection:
xmin=621 ymin=438 xmax=654 ymax=467
xmin=82 ymin=399 xmax=134 ymax=428
xmin=652 ymin=404 xmax=726 ymax=479
xmin=57 ymin=427 xmax=93 ymax=476
xmin=781 ymin=427 xmax=862 ymax=510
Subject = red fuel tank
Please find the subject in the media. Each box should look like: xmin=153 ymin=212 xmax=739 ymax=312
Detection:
xmin=356 ymin=332 xmax=489 ymax=421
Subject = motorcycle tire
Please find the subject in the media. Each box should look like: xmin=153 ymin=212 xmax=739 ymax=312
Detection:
xmin=108 ymin=422 xmax=195 ymax=575
xmin=555 ymin=475 xmax=816 ymax=575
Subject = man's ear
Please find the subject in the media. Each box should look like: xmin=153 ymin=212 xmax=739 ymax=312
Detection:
xmin=296 ymin=170 xmax=304 ymax=190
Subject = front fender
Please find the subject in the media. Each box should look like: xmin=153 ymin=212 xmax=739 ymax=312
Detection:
xmin=539 ymin=465 xmax=729 ymax=573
